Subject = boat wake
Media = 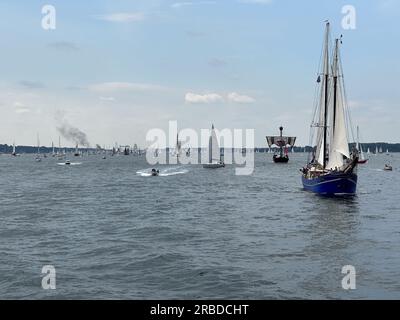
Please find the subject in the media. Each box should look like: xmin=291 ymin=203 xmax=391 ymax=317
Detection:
xmin=136 ymin=167 xmax=188 ymax=177
xmin=57 ymin=162 xmax=82 ymax=166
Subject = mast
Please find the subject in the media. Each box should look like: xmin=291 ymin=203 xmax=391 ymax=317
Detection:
xmin=279 ymin=126 xmax=284 ymax=157
xmin=322 ymin=22 xmax=330 ymax=169
xmin=332 ymin=38 xmax=339 ymax=136
xmin=37 ymin=133 xmax=40 ymax=155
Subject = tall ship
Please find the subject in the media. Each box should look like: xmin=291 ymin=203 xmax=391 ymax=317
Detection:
xmin=301 ymin=22 xmax=358 ymax=196
xmin=266 ymin=126 xmax=296 ymax=163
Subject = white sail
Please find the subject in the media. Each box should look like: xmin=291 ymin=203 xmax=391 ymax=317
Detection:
xmin=12 ymin=142 xmax=16 ymax=154
xmin=208 ymin=125 xmax=220 ymax=163
xmin=326 ymin=40 xmax=350 ymax=170
xmin=356 ymin=126 xmax=365 ymax=160
xmin=314 ymin=22 xmax=330 ymax=166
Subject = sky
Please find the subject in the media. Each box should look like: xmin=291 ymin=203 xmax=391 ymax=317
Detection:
xmin=0 ymin=0 xmax=399 ymax=148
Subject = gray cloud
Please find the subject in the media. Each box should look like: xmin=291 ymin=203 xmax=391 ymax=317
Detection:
xmin=48 ymin=41 xmax=79 ymax=52
xmin=208 ymin=58 xmax=227 ymax=68
xmin=18 ymin=80 xmax=45 ymax=89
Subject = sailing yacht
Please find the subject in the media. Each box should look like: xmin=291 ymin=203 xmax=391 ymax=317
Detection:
xmin=203 ymin=124 xmax=225 ymax=169
xmin=35 ymin=134 xmax=42 ymax=162
xmin=11 ymin=142 xmax=18 ymax=156
xmin=74 ymin=144 xmax=80 ymax=157
xmin=51 ymin=142 xmax=56 ymax=157
xmin=357 ymin=126 xmax=368 ymax=164
xmin=172 ymin=134 xmax=182 ymax=162
xmin=301 ymin=22 xmax=358 ymax=196
xmin=57 ymin=136 xmax=65 ymax=160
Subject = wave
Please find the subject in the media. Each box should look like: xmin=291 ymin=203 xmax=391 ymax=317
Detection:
xmin=136 ymin=166 xmax=189 ymax=177
xmin=57 ymin=162 xmax=82 ymax=166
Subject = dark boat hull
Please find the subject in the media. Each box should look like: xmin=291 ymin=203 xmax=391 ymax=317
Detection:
xmin=302 ymin=172 xmax=357 ymax=196
xmin=273 ymin=155 xmax=289 ymax=163
xmin=357 ymin=159 xmax=368 ymax=164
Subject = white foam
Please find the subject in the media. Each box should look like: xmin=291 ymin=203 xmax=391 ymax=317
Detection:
xmin=136 ymin=167 xmax=188 ymax=177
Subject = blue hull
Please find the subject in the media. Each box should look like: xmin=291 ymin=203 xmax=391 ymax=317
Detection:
xmin=302 ymin=172 xmax=357 ymax=196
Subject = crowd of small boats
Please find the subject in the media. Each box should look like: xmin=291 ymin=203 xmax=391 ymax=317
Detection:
xmin=1 ymin=22 xmax=396 ymax=197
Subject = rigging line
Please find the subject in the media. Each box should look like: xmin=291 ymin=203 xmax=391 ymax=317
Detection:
xmin=338 ymin=47 xmax=356 ymax=146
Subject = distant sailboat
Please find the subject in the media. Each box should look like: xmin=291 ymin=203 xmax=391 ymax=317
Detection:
xmin=51 ymin=142 xmax=55 ymax=157
xmin=266 ymin=126 xmax=296 ymax=163
xmin=301 ymin=22 xmax=358 ymax=196
xmin=172 ymin=134 xmax=182 ymax=162
xmin=35 ymin=134 xmax=42 ymax=162
xmin=57 ymin=136 xmax=65 ymax=160
xmin=357 ymin=126 xmax=368 ymax=164
xmin=11 ymin=141 xmax=17 ymax=156
xmin=74 ymin=144 xmax=80 ymax=157
xmin=203 ymin=124 xmax=225 ymax=169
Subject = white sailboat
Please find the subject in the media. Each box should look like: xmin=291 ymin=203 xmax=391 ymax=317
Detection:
xmin=357 ymin=126 xmax=368 ymax=164
xmin=57 ymin=136 xmax=65 ymax=160
xmin=11 ymin=141 xmax=18 ymax=156
xmin=171 ymin=134 xmax=182 ymax=161
xmin=51 ymin=142 xmax=55 ymax=157
xmin=35 ymin=134 xmax=41 ymax=162
xmin=203 ymin=124 xmax=225 ymax=169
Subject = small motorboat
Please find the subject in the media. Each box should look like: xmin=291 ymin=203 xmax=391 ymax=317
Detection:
xmin=203 ymin=161 xmax=225 ymax=169
xmin=65 ymin=160 xmax=71 ymax=165
xmin=384 ymin=164 xmax=393 ymax=171
xmin=151 ymin=169 xmax=160 ymax=176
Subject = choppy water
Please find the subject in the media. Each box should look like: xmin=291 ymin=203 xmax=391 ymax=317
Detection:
xmin=0 ymin=153 xmax=399 ymax=299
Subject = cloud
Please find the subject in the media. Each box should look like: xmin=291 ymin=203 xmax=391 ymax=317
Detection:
xmin=14 ymin=102 xmax=30 ymax=114
xmin=88 ymin=82 xmax=167 ymax=92
xmin=48 ymin=41 xmax=79 ymax=52
xmin=208 ymin=58 xmax=227 ymax=68
xmin=185 ymin=92 xmax=256 ymax=104
xmin=185 ymin=92 xmax=223 ymax=104
xmin=99 ymin=96 xmax=116 ymax=101
xmin=18 ymin=80 xmax=45 ymax=89
xmin=171 ymin=1 xmax=216 ymax=9
xmin=227 ymin=92 xmax=255 ymax=103
xmin=238 ymin=0 xmax=272 ymax=4
xmin=94 ymin=12 xmax=145 ymax=23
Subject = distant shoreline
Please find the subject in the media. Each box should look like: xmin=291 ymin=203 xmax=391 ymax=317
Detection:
xmin=1 ymin=143 xmax=400 ymax=154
